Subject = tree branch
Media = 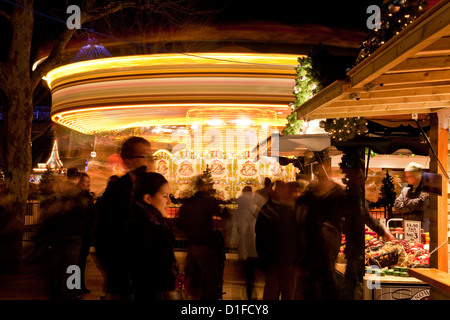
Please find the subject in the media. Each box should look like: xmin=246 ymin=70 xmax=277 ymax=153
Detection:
xmin=31 ymin=0 xmax=158 ymax=90
xmin=84 ymin=1 xmax=148 ymax=23
xmin=31 ymin=26 xmax=76 ymax=91
xmin=0 ymin=8 xmax=11 ymax=21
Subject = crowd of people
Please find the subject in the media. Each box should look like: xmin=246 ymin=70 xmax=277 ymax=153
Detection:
xmin=25 ymin=135 xmax=429 ymax=301
xmin=27 ymin=167 xmax=95 ymax=300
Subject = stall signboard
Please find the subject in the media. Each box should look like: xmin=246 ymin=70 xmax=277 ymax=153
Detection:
xmin=422 ymin=172 xmax=442 ymax=196
xmin=404 ymin=220 xmax=421 ymax=243
xmin=373 ymin=285 xmax=430 ymax=300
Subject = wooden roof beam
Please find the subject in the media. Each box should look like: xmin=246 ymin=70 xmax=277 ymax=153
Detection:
xmin=413 ymin=36 xmax=450 ymax=56
xmin=360 ymin=81 xmax=450 ymax=93
xmin=347 ymin=1 xmax=450 ymax=89
xmin=323 ymin=100 xmax=450 ymax=112
xmin=335 ymin=94 xmax=450 ymax=107
xmin=387 ymin=56 xmax=450 ymax=73
xmin=311 ymin=108 xmax=439 ymax=119
xmin=377 ymin=69 xmax=450 ymax=86
xmin=340 ymin=85 xmax=450 ymax=100
xmin=296 ymin=80 xmax=351 ymax=120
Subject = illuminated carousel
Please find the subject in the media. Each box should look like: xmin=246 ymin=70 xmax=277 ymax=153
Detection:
xmin=46 ymin=52 xmax=304 ymax=198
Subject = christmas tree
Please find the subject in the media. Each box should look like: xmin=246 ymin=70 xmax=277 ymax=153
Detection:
xmin=355 ymin=0 xmax=429 ymax=66
xmin=377 ymin=170 xmax=397 ymax=219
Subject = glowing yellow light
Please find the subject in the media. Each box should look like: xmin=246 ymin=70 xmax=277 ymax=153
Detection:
xmin=51 ymin=103 xmax=287 ymax=134
xmin=46 ymin=53 xmax=301 ymax=89
xmin=48 ymin=53 xmax=300 ymax=134
xmin=207 ymin=119 xmax=224 ymax=126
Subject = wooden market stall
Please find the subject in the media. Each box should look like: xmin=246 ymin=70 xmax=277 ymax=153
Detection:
xmin=295 ymin=0 xmax=450 ymax=298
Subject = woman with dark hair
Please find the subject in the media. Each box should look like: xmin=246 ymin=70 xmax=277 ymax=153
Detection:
xmin=124 ymin=172 xmax=178 ymax=301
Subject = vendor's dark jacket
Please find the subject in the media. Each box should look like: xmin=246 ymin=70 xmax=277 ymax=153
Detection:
xmin=394 ymin=179 xmax=429 ymax=231
xmin=124 ymin=201 xmax=177 ymax=298
xmin=177 ymin=191 xmax=222 ymax=247
xmin=255 ymin=196 xmax=298 ymax=267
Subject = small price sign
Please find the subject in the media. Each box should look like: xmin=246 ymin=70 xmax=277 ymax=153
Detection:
xmin=404 ymin=220 xmax=421 ymax=242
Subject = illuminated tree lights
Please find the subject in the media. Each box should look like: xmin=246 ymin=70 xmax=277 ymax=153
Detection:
xmin=355 ymin=0 xmax=429 ymax=65
xmin=320 ymin=117 xmax=369 ymax=142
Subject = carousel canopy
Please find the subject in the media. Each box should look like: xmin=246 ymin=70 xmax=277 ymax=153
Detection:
xmin=46 ymin=53 xmax=300 ymax=134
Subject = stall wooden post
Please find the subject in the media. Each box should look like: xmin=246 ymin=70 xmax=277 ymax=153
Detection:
xmin=340 ymin=146 xmax=366 ymax=300
xmin=428 ymin=113 xmax=448 ymax=272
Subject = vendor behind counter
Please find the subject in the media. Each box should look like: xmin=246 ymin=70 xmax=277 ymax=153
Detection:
xmin=394 ymin=162 xmax=429 ymax=232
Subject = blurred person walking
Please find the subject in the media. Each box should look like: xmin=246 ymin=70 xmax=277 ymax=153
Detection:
xmin=287 ymin=180 xmax=309 ymax=205
xmin=177 ymin=173 xmax=224 ymax=300
xmin=254 ymin=177 xmax=272 ymax=210
xmin=124 ymin=172 xmax=178 ymax=301
xmin=76 ymin=172 xmax=96 ymax=295
xmin=235 ymin=185 xmax=259 ymax=300
xmin=29 ymin=169 xmax=88 ymax=300
xmin=95 ymin=136 xmax=155 ymax=300
xmin=255 ymin=181 xmax=298 ymax=300
xmin=294 ymin=165 xmax=345 ymax=300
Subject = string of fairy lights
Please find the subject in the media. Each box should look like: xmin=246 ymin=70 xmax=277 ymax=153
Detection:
xmin=320 ymin=118 xmax=369 ymax=142
xmin=354 ymin=0 xmax=429 ymax=66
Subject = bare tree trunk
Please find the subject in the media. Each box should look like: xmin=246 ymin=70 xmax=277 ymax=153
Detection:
xmin=0 ymin=0 xmax=33 ymax=271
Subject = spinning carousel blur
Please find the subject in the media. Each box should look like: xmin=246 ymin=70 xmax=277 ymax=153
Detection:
xmin=46 ymin=52 xmax=303 ymax=198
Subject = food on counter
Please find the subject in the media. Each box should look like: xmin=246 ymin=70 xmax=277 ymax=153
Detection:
xmin=362 ymin=227 xmax=430 ymax=268
xmin=338 ymin=227 xmax=431 ymax=269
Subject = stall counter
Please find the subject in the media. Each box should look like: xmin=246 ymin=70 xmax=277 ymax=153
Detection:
xmin=335 ymin=263 xmax=430 ymax=300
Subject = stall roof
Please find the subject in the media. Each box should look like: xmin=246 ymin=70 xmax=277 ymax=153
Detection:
xmin=296 ymin=0 xmax=450 ymax=120
xmin=252 ymin=133 xmax=331 ymax=158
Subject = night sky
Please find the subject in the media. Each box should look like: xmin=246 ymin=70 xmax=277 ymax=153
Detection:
xmin=0 ymin=0 xmax=388 ymax=64
xmin=200 ymin=0 xmax=384 ymax=31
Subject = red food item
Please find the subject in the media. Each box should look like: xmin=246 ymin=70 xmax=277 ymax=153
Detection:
xmin=415 ymin=242 xmax=424 ymax=249
xmin=400 ymin=240 xmax=411 ymax=253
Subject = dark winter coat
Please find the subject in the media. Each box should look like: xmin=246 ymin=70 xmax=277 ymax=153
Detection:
xmin=177 ymin=191 xmax=222 ymax=247
xmin=124 ymin=201 xmax=177 ymax=300
xmin=94 ymin=172 xmax=134 ymax=269
xmin=296 ymin=183 xmax=345 ymax=259
xmin=394 ymin=179 xmax=429 ymax=231
xmin=255 ymin=196 xmax=298 ymax=268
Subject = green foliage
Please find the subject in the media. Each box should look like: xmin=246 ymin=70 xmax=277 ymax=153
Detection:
xmin=282 ymin=44 xmax=353 ymax=135
xmin=282 ymin=55 xmax=319 ymax=135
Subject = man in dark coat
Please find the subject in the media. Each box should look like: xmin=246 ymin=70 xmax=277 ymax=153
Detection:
xmin=95 ymin=136 xmax=155 ymax=300
xmin=177 ymin=174 xmax=224 ymax=300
